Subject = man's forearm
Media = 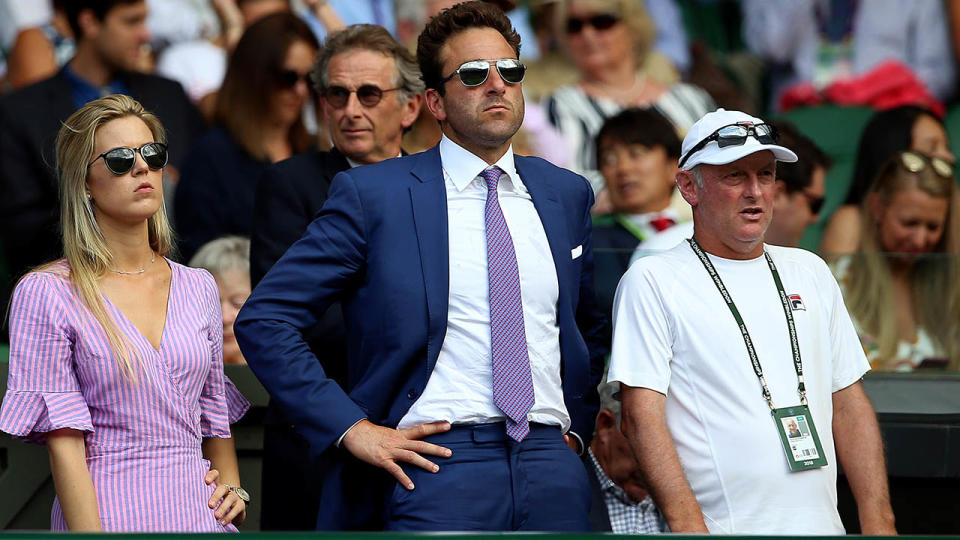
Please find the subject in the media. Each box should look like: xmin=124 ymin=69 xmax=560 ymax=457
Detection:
xmin=621 ymin=386 xmax=708 ymax=533
xmin=832 ymin=382 xmax=896 ymax=535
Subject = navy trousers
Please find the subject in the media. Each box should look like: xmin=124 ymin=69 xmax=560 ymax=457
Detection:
xmin=384 ymin=422 xmax=591 ymax=531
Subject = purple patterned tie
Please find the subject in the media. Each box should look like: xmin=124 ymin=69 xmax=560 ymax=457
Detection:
xmin=482 ymin=166 xmax=535 ymax=442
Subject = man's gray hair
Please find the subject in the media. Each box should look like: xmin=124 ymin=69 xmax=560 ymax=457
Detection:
xmin=312 ymin=24 xmax=425 ymax=103
xmin=688 ymin=165 xmax=704 ymax=187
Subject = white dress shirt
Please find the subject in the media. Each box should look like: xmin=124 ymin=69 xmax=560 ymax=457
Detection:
xmin=397 ymin=135 xmax=570 ymax=431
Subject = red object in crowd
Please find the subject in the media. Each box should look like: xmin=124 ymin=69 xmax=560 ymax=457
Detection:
xmin=778 ymin=60 xmax=945 ymax=117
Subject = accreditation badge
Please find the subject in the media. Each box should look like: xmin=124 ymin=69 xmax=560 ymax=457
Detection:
xmin=773 ymin=405 xmax=828 ymax=471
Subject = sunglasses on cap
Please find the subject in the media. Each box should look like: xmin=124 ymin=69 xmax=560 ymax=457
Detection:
xmin=87 ymin=142 xmax=168 ymax=175
xmin=441 ymin=58 xmax=526 ymax=87
xmin=679 ymin=122 xmax=779 ymax=168
xmin=323 ymin=85 xmax=401 ymax=108
xmin=276 ymin=69 xmax=311 ymax=89
xmin=566 ymin=13 xmax=620 ymax=34
xmin=898 ymin=150 xmax=955 ymax=178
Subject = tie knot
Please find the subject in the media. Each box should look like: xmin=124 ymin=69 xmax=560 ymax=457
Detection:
xmin=481 ymin=166 xmax=504 ymax=192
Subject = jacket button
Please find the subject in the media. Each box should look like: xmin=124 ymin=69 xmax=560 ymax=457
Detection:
xmin=407 ymin=389 xmax=417 ymax=400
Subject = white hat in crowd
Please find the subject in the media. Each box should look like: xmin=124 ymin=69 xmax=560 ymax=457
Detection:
xmin=679 ymin=108 xmax=799 ymax=170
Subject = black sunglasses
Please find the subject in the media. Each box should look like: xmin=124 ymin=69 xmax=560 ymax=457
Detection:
xmin=276 ymin=69 xmax=311 ymax=89
xmin=440 ymin=58 xmax=526 ymax=87
xmin=323 ymin=85 xmax=401 ymax=108
xmin=566 ymin=13 xmax=620 ymax=34
xmin=898 ymin=150 xmax=955 ymax=178
xmin=88 ymin=142 xmax=168 ymax=175
xmin=802 ymin=192 xmax=825 ymax=215
xmin=679 ymin=123 xmax=779 ymax=168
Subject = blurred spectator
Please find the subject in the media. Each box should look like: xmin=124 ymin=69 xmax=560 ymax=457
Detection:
xmin=155 ymin=0 xmax=324 ymax=120
xmin=742 ymin=0 xmax=956 ymax=109
xmin=645 ymin=0 xmax=690 ymax=75
xmin=821 ymin=105 xmax=954 ymax=255
xmin=174 ymin=12 xmax=319 ymax=261
xmin=544 ymin=0 xmax=714 ymax=194
xmin=0 ymin=0 xmax=204 ymax=334
xmin=0 ymin=0 xmax=53 ymax=81
xmin=306 ymin=0 xmax=395 ymax=40
xmin=4 ymin=0 xmax=74 ymax=90
xmin=189 ymin=236 xmax=252 ymax=365
xmin=764 ymin=120 xmax=830 ymax=248
xmin=591 ymin=108 xmax=682 ymax=316
xmin=833 ymin=151 xmax=960 ymax=371
xmin=521 ymin=0 xmax=579 ymax=102
xmin=587 ymin=379 xmax=668 ymax=533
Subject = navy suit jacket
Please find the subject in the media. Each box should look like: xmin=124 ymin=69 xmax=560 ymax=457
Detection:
xmin=235 ymin=145 xmax=609 ymax=529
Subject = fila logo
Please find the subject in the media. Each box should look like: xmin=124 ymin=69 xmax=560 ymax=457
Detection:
xmin=789 ymin=294 xmax=806 ymax=311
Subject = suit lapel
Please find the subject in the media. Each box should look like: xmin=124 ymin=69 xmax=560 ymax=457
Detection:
xmin=516 ymin=158 xmax=573 ymax=313
xmin=409 ymin=147 xmax=449 ymax=371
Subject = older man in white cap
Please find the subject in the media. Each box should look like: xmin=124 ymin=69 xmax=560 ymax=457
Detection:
xmin=607 ymin=109 xmax=896 ymax=535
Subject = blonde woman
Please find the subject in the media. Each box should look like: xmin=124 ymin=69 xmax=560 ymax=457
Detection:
xmin=836 ymin=151 xmax=960 ymax=371
xmin=0 ymin=95 xmax=250 ymax=531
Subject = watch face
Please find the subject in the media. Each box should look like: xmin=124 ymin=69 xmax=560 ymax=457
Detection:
xmin=233 ymin=486 xmax=250 ymax=502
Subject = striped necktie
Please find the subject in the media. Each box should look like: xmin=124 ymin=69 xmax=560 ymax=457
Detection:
xmin=481 ymin=166 xmax=535 ymax=442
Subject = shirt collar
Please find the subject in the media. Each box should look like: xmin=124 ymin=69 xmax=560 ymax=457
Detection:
xmin=588 ymin=447 xmax=652 ymax=508
xmin=345 ymin=151 xmax=402 ymax=169
xmin=439 ymin=134 xmax=522 ymax=193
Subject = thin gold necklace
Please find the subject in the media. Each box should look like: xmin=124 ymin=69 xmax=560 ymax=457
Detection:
xmin=112 ymin=252 xmax=156 ymax=275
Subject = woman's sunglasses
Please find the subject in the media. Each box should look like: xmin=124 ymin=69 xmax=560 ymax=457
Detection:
xmin=565 ymin=13 xmax=620 ymax=34
xmin=440 ymin=58 xmax=526 ymax=87
xmin=276 ymin=69 xmax=311 ymax=89
xmin=87 ymin=142 xmax=168 ymax=175
xmin=899 ymin=150 xmax=955 ymax=178
xmin=679 ymin=123 xmax=779 ymax=168
xmin=323 ymin=85 xmax=400 ymax=108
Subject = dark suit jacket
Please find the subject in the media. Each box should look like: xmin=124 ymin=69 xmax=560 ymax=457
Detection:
xmin=174 ymin=128 xmax=271 ymax=261
xmin=585 ymin=456 xmax=613 ymax=532
xmin=591 ymin=217 xmax=641 ymax=318
xmin=235 ymin=145 xmax=610 ymax=529
xmin=0 ymin=67 xmax=204 ymax=314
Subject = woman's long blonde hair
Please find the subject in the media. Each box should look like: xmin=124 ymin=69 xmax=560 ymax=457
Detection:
xmin=47 ymin=94 xmax=174 ymax=380
xmin=844 ymin=152 xmax=960 ymax=367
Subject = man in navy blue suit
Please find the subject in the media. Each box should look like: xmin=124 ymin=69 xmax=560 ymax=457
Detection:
xmin=236 ymin=0 xmax=608 ymax=531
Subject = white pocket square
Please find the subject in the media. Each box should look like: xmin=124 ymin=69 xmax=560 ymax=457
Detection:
xmin=571 ymin=245 xmax=583 ymax=259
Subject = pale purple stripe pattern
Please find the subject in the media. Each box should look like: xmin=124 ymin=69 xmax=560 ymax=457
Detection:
xmin=0 ymin=260 xmax=249 ymax=532
xmin=483 ymin=167 xmax=536 ymax=442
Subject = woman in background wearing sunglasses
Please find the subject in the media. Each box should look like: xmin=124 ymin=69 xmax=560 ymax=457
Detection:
xmin=833 ymin=151 xmax=960 ymax=371
xmin=174 ymin=12 xmax=319 ymax=261
xmin=821 ymin=105 xmax=955 ymax=255
xmin=542 ymin=0 xmax=714 ymax=202
xmin=0 ymin=94 xmax=249 ymax=531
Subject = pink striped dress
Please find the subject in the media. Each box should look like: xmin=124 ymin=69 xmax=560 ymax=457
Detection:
xmin=0 ymin=259 xmax=249 ymax=532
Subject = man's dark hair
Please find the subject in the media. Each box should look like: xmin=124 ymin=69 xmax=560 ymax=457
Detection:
xmin=417 ymin=1 xmax=521 ymax=95
xmin=595 ymin=108 xmax=681 ymax=165
xmin=64 ymin=0 xmax=142 ymax=40
xmin=770 ymin=120 xmax=832 ymax=193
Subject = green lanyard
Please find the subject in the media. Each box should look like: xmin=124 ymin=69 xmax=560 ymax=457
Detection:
xmin=614 ymin=214 xmax=647 ymax=242
xmin=687 ymin=238 xmax=807 ymax=411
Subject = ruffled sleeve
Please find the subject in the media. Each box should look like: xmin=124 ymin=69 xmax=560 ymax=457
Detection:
xmin=196 ymin=271 xmax=249 ymax=438
xmin=0 ymin=271 xmax=93 ymax=444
